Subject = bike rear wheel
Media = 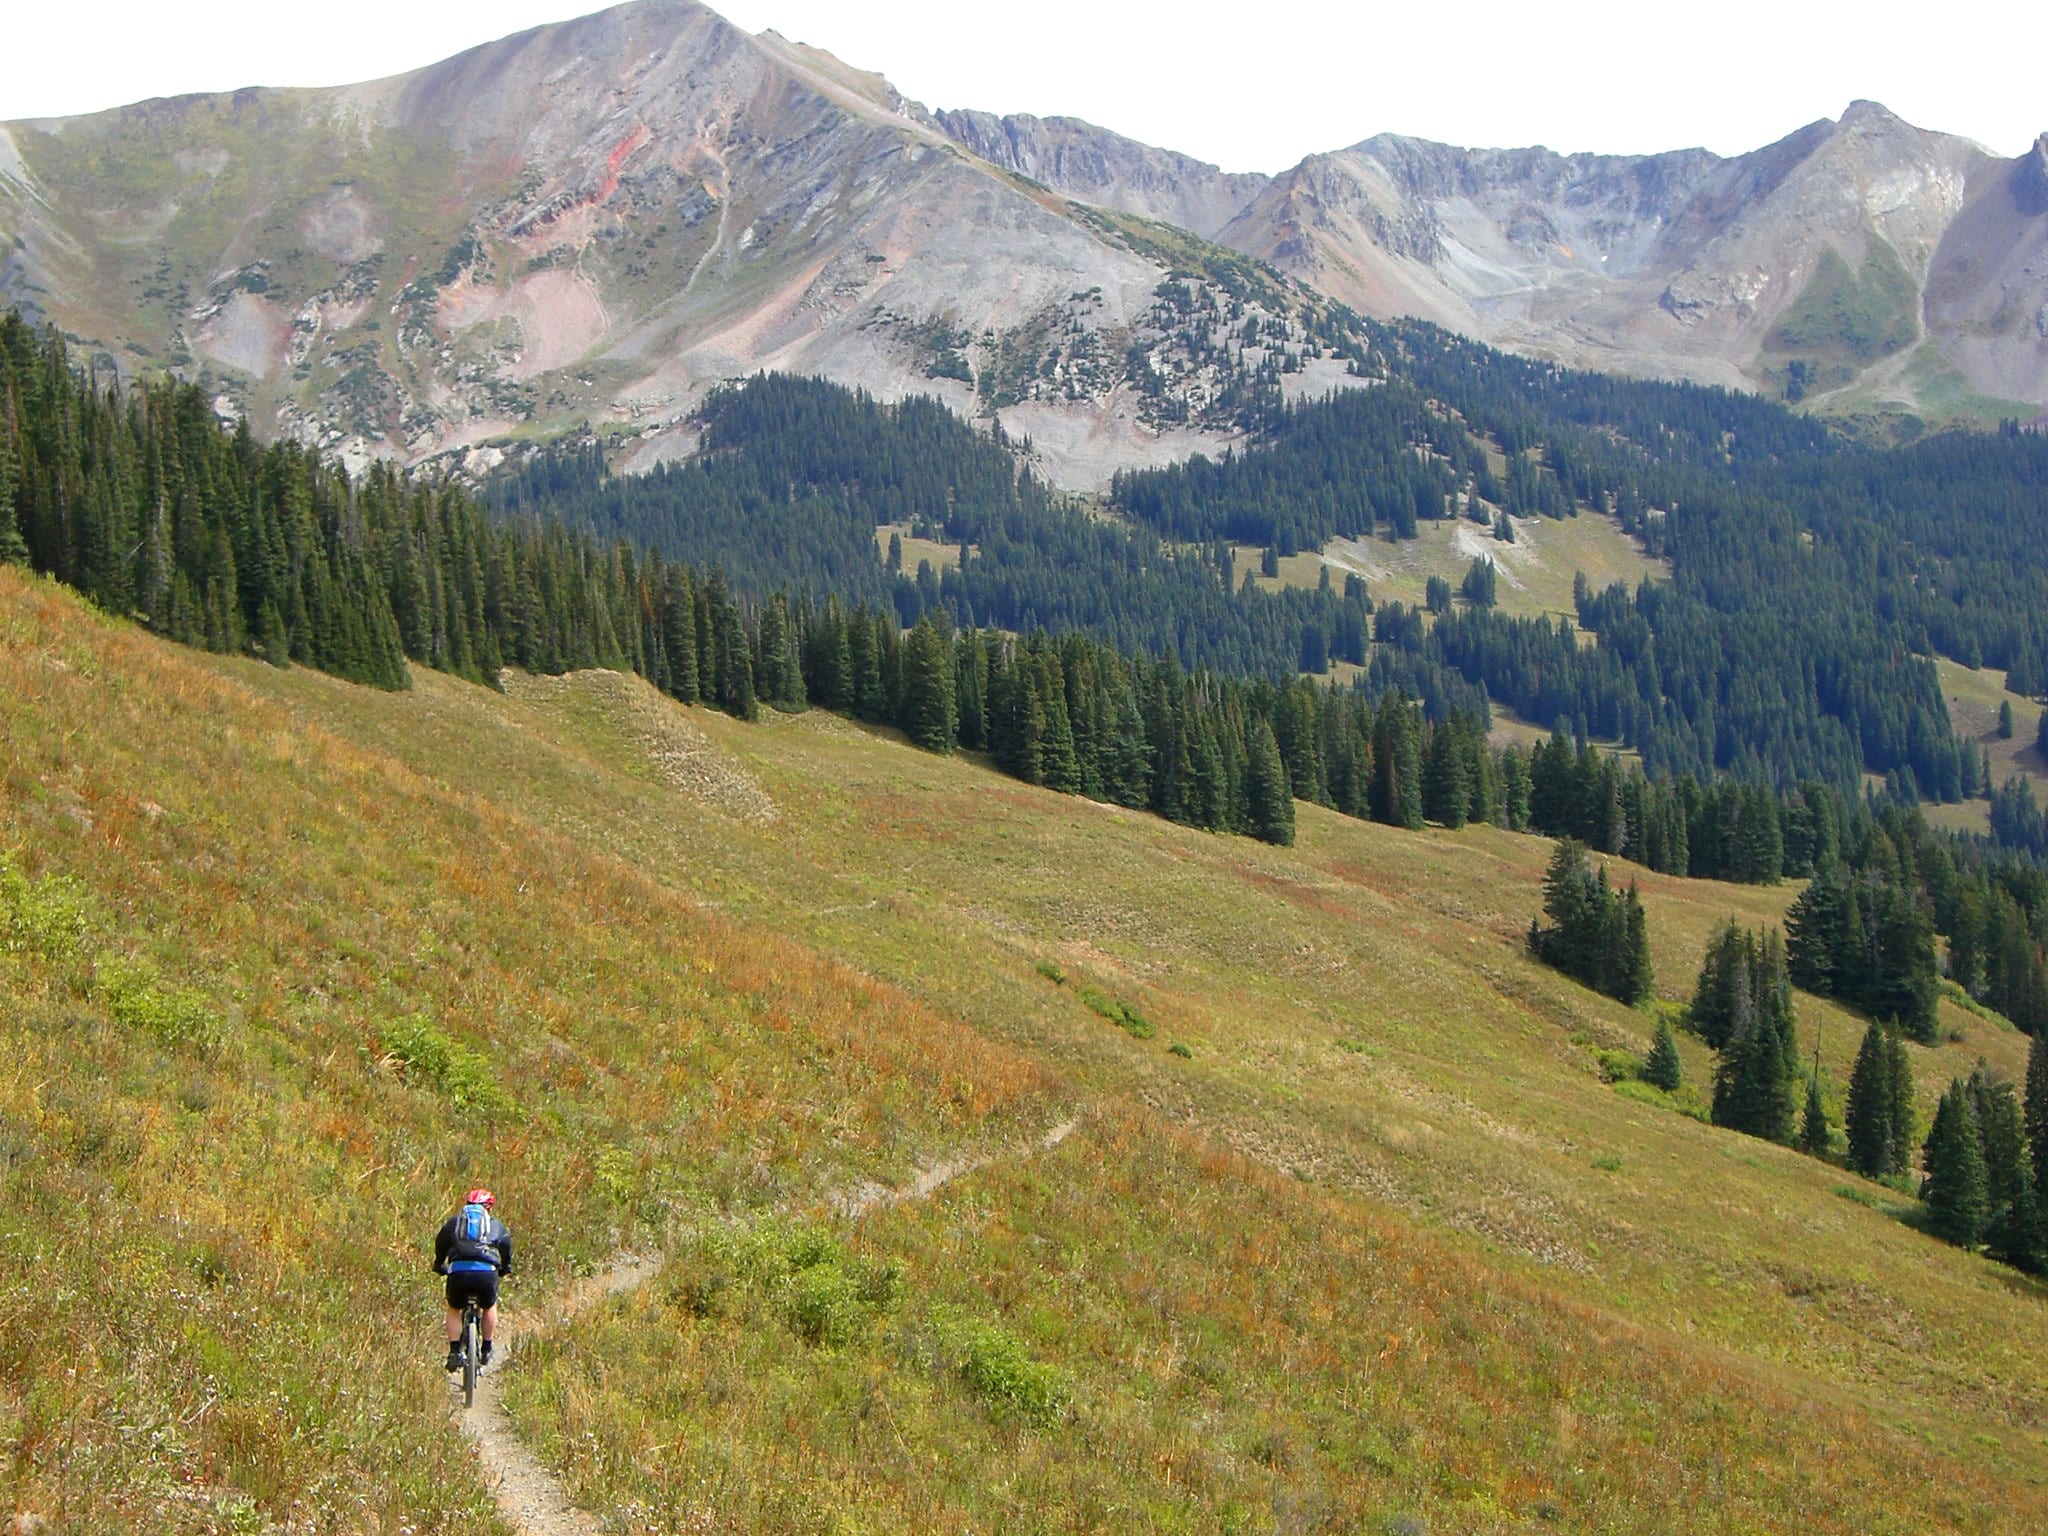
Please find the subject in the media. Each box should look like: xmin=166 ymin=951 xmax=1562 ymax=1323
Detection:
xmin=462 ymin=1302 xmax=479 ymax=1408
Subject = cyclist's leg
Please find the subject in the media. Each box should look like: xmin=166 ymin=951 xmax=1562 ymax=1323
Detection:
xmin=477 ymin=1271 xmax=501 ymax=1341
xmin=444 ymin=1275 xmax=472 ymax=1350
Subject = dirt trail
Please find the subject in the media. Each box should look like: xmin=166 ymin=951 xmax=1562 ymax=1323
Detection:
xmin=832 ymin=1117 xmax=1079 ymax=1218
xmin=452 ymin=1116 xmax=1082 ymax=1535
xmin=455 ymin=1254 xmax=658 ymax=1536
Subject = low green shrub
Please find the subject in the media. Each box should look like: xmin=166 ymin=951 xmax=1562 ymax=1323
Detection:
xmin=0 ymin=859 xmax=91 ymax=963
xmin=929 ymin=1304 xmax=1070 ymax=1428
xmin=378 ymin=1014 xmax=509 ymax=1115
xmin=1034 ymin=960 xmax=1066 ymax=985
xmin=787 ymin=1262 xmax=868 ymax=1346
xmin=1168 ymin=1042 xmax=1193 ymax=1059
xmin=1612 ymin=1077 xmax=1710 ymax=1123
xmin=1596 ymin=1048 xmax=1642 ymax=1083
xmin=1077 ymin=985 xmax=1155 ymax=1040
xmin=102 ymin=967 xmax=222 ymax=1054
xmin=677 ymin=1221 xmax=902 ymax=1345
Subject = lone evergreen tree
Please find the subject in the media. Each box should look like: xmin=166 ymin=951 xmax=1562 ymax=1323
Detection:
xmin=1845 ymin=1022 xmax=1903 ymax=1179
xmin=899 ymin=613 xmax=958 ymax=753
xmin=1784 ymin=864 xmax=1848 ymax=997
xmin=2027 ymin=1027 xmax=2048 ymax=1202
xmin=1798 ymin=1072 xmax=1831 ymax=1157
xmin=1243 ymin=718 xmax=1295 ymax=847
xmin=1645 ymin=1016 xmax=1684 ymax=1092
xmin=1618 ymin=887 xmax=1654 ymax=1007
xmin=1528 ymin=841 xmax=1652 ymax=1005
xmin=1922 ymin=1079 xmax=1990 ymax=1248
xmin=1967 ymin=1063 xmax=2038 ymax=1270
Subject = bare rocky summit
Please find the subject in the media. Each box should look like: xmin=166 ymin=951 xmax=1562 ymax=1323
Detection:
xmin=2 ymin=0 xmax=2043 ymax=491
xmin=0 ymin=0 xmax=1313 ymax=488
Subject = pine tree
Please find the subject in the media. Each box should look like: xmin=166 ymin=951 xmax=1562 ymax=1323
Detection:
xmin=1845 ymin=1023 xmax=1898 ymax=1179
xmin=1922 ymin=1079 xmax=1989 ymax=1248
xmin=1690 ymin=922 xmax=1753 ymax=1050
xmin=1784 ymin=863 xmax=1846 ymax=996
xmin=1967 ymin=1063 xmax=2037 ymax=1269
xmin=899 ymin=613 xmax=958 ymax=753
xmin=1528 ymin=841 xmax=1651 ymax=1004
xmin=1421 ymin=721 xmax=1470 ymax=829
xmin=0 ymin=424 xmax=24 ymax=564
xmin=1243 ymin=718 xmax=1295 ymax=846
xmin=1886 ymin=1027 xmax=1918 ymax=1177
xmin=1645 ymin=1016 xmax=1683 ymax=1091
xmin=1618 ymin=885 xmax=1654 ymax=1006
xmin=1798 ymin=1072 xmax=1831 ymax=1157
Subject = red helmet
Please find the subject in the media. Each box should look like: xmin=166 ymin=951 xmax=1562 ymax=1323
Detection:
xmin=466 ymin=1187 xmax=495 ymax=1208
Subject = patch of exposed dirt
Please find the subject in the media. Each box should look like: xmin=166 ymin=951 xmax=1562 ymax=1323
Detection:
xmin=504 ymin=670 xmax=777 ymax=824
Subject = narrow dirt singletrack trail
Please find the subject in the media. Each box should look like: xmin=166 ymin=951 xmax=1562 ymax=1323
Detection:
xmin=450 ymin=1116 xmax=1082 ymax=1535
xmin=455 ymin=1254 xmax=659 ymax=1536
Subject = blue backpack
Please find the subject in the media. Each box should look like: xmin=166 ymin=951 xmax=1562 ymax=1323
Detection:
xmin=449 ymin=1203 xmax=498 ymax=1271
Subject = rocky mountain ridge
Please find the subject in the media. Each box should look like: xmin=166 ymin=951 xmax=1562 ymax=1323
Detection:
xmin=2 ymin=0 xmax=2043 ymax=491
xmin=957 ymin=99 xmax=2048 ymax=418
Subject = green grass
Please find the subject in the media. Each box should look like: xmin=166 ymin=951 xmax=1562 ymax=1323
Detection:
xmin=1766 ymin=243 xmax=1919 ymax=382
xmin=876 ymin=522 xmax=967 ymax=573
xmin=1922 ymin=656 xmax=2048 ymax=835
xmin=1307 ymin=506 xmax=1665 ymax=625
xmin=4 ymin=565 xmax=2046 ymax=1531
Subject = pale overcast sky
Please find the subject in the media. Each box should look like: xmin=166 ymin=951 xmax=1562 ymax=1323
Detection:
xmin=6 ymin=1 xmax=2042 ymax=169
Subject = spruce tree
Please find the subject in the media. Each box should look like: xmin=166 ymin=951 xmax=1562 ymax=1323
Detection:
xmin=1618 ymin=886 xmax=1653 ymax=1006
xmin=1645 ymin=1016 xmax=1683 ymax=1092
xmin=1922 ymin=1080 xmax=1989 ymax=1248
xmin=0 ymin=425 xmax=23 ymax=564
xmin=1967 ymin=1063 xmax=2036 ymax=1268
xmin=1886 ymin=1027 xmax=1918 ymax=1177
xmin=1845 ymin=1023 xmax=1897 ymax=1178
xmin=899 ymin=614 xmax=958 ymax=753
xmin=1798 ymin=1072 xmax=1831 ymax=1157
xmin=1690 ymin=922 xmax=1752 ymax=1050
xmin=1421 ymin=721 xmax=1470 ymax=829
xmin=2026 ymin=1027 xmax=2048 ymax=1203
xmin=1243 ymin=719 xmax=1295 ymax=846
xmin=1784 ymin=864 xmax=1846 ymax=997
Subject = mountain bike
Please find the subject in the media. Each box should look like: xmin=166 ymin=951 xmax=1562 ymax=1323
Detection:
xmin=458 ymin=1296 xmax=483 ymax=1408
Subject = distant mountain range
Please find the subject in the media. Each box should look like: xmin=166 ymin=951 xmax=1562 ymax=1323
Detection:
xmin=2 ymin=0 xmax=2043 ymax=488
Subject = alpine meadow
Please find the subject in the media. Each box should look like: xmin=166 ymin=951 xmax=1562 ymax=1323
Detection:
xmin=6 ymin=2 xmax=2048 ymax=1533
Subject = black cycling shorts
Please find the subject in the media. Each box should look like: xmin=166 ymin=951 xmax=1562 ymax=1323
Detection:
xmin=445 ymin=1269 xmax=500 ymax=1310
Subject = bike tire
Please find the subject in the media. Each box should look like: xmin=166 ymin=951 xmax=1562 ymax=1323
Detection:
xmin=462 ymin=1307 xmax=479 ymax=1409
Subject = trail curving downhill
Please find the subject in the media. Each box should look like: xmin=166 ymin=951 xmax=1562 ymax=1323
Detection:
xmin=455 ymin=1255 xmax=658 ymax=1536
xmin=452 ymin=1116 xmax=1083 ymax=1535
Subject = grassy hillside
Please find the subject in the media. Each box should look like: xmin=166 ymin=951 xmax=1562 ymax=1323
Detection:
xmin=1306 ymin=511 xmax=1666 ymax=625
xmin=3 ymin=567 xmax=2044 ymax=1533
xmin=1923 ymin=657 xmax=2048 ymax=835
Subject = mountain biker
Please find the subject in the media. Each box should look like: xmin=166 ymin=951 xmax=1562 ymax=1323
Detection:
xmin=434 ymin=1187 xmax=514 ymax=1373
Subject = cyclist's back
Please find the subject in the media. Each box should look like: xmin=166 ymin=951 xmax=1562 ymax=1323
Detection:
xmin=434 ymin=1187 xmax=513 ymax=1372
